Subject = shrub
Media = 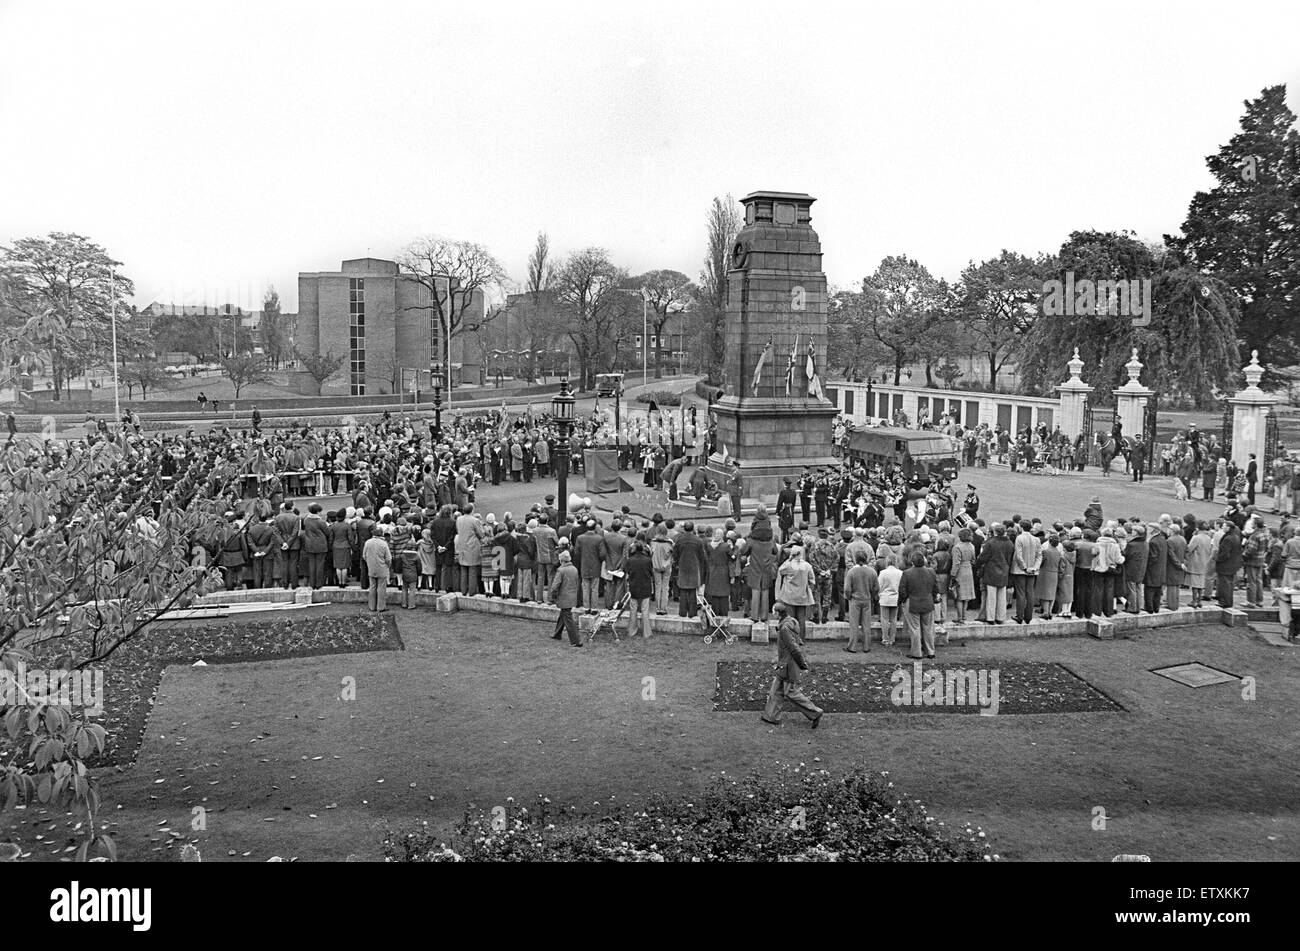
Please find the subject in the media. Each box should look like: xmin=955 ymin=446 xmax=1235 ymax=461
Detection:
xmin=383 ymin=764 xmax=996 ymax=862
xmin=634 ymin=390 xmax=682 ymax=407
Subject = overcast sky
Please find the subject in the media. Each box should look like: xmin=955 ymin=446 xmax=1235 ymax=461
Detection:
xmin=2 ymin=0 xmax=1297 ymax=312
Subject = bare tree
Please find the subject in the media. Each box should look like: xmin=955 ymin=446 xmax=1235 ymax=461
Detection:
xmin=520 ymin=232 xmax=560 ymax=382
xmin=636 ymin=269 xmax=696 ymax=379
xmin=294 ymin=348 xmax=346 ymax=396
xmin=698 ymin=196 xmax=741 ymax=385
xmin=396 ymin=237 xmax=508 ymax=383
xmin=553 ymin=248 xmax=630 ymax=390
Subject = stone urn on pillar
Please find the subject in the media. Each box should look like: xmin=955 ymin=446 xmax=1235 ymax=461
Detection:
xmin=1055 ymin=348 xmax=1094 ymax=440
xmin=1229 ymin=350 xmax=1277 ymax=472
xmin=1112 ymin=348 xmax=1153 ymax=444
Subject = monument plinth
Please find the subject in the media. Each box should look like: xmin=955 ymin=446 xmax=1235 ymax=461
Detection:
xmin=704 ymin=191 xmax=839 ymax=498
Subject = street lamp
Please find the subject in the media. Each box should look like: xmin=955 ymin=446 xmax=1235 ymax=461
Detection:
xmin=552 ymin=372 xmax=576 ymax=508
xmin=431 ymin=361 xmax=445 ymax=442
xmin=614 ymin=377 xmax=624 ymax=469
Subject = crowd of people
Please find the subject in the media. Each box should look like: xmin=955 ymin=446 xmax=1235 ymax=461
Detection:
xmin=16 ymin=399 xmax=1300 ymax=654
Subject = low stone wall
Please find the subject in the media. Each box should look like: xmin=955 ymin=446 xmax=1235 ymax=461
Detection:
xmin=195 ymin=588 xmax=1246 ymax=643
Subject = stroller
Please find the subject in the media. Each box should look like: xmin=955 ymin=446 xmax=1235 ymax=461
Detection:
xmin=697 ymin=591 xmax=736 ymax=645
xmin=590 ymin=592 xmax=631 ymax=643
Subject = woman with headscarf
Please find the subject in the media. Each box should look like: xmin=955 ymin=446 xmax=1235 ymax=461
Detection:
xmin=776 ymin=545 xmax=817 ymax=640
xmin=704 ymin=527 xmax=733 ymax=621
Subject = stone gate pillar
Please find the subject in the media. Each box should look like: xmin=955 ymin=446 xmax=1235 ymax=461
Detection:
xmin=1112 ymin=348 xmax=1153 ymax=443
xmin=1056 ymin=348 xmax=1093 ymax=439
xmin=1229 ymin=351 xmax=1276 ymax=472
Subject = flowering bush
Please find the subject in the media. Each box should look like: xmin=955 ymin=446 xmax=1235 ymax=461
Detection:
xmin=383 ymin=764 xmax=996 ymax=862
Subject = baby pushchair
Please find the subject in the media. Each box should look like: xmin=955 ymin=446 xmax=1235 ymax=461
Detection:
xmin=697 ymin=591 xmax=736 ymax=644
xmin=590 ymin=592 xmax=631 ymax=643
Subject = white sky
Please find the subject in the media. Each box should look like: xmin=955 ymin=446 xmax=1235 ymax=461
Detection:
xmin=2 ymin=0 xmax=1297 ymax=312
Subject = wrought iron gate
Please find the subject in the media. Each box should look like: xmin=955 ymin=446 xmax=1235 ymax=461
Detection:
xmin=1143 ymin=394 xmax=1159 ymax=471
xmin=1086 ymin=402 xmax=1116 ymax=467
xmin=1220 ymin=398 xmax=1233 ymax=457
xmin=1264 ymin=410 xmax=1280 ymax=474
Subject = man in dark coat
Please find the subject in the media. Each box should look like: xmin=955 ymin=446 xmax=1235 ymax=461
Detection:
xmin=1215 ymin=522 xmax=1243 ymax=608
xmin=776 ymin=477 xmax=798 ymax=543
xmin=1143 ymin=524 xmax=1168 ymax=613
xmin=973 ymin=522 xmax=1015 ymax=624
xmin=672 ymin=521 xmax=708 ymax=618
xmin=1122 ymin=523 xmax=1148 ymax=613
xmin=760 ymin=602 xmax=823 ymax=728
xmin=1246 ymin=453 xmax=1258 ymax=506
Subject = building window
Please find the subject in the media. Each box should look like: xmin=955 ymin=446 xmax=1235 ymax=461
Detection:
xmin=349 ymin=278 xmax=365 ymax=395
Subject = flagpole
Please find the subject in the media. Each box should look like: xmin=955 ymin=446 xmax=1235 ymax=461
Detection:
xmin=110 ymin=266 xmax=121 ymax=427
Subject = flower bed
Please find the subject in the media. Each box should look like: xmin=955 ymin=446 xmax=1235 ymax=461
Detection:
xmin=712 ymin=660 xmax=1122 ymax=714
xmin=383 ymin=763 xmax=996 ymax=861
xmin=2 ymin=613 xmax=403 ymax=768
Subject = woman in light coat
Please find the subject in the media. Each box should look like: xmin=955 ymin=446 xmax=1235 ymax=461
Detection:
xmin=776 ymin=546 xmax=817 ymax=640
xmin=1056 ymin=538 xmax=1077 ymax=617
xmin=1185 ymin=522 xmax=1214 ymax=608
xmin=950 ymin=529 xmax=977 ymax=624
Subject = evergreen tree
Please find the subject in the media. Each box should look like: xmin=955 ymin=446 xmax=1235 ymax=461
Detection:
xmin=1166 ymin=84 xmax=1300 ymax=372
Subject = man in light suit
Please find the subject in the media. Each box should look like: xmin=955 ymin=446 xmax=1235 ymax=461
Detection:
xmin=549 ymin=550 xmax=584 ymax=646
xmin=362 ymin=524 xmax=391 ymax=612
xmin=761 ymin=602 xmax=823 ymax=728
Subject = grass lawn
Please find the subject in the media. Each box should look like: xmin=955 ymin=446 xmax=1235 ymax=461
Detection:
xmin=4 ymin=605 xmax=1297 ymax=861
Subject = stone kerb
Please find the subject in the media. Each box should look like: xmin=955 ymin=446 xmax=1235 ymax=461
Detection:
xmin=194 ymin=590 xmax=1247 ymax=638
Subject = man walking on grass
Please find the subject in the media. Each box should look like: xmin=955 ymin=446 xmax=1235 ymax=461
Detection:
xmin=761 ymin=602 xmax=823 ymax=729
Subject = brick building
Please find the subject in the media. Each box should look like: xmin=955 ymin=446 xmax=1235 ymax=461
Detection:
xmin=296 ymin=257 xmax=484 ymax=396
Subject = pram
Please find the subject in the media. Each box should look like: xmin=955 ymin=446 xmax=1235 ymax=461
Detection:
xmin=590 ymin=592 xmax=631 ymax=643
xmin=697 ymin=591 xmax=736 ymax=645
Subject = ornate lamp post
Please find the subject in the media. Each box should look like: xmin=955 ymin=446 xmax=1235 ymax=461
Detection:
xmin=552 ymin=372 xmax=576 ymax=508
xmin=431 ymin=361 xmax=445 ymax=442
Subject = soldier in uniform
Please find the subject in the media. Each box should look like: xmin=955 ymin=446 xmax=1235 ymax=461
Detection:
xmin=808 ymin=527 xmax=840 ymax=624
xmin=798 ymin=468 xmax=814 ymax=524
xmin=1130 ymin=436 xmax=1146 ymax=483
xmin=964 ymin=485 xmax=980 ymax=519
xmin=776 ymin=477 xmax=798 ymax=543
xmin=814 ymin=469 xmax=830 ymax=526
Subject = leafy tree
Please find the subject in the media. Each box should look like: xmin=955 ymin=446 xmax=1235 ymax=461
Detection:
xmin=937 ymin=362 xmax=965 ymax=388
xmin=295 ymin=348 xmax=346 ymax=396
xmin=553 ymin=248 xmax=631 ymax=390
xmin=219 ymin=353 xmax=270 ymax=399
xmin=259 ymin=286 xmax=292 ymax=368
xmin=1018 ymin=231 xmax=1239 ymax=405
xmin=0 ymin=233 xmax=134 ymax=401
xmin=953 ymin=251 xmax=1050 ymax=390
xmin=698 ymin=196 xmax=741 ymax=385
xmin=860 ymin=255 xmax=947 ymax=384
xmin=826 ymin=288 xmax=892 ymax=381
xmin=635 ymin=269 xmax=696 ymax=379
xmin=121 ymin=360 xmax=170 ymax=400
xmin=1 ymin=439 xmax=233 ymax=860
xmin=1166 ymin=85 xmax=1300 ymax=373
xmin=152 ymin=309 xmax=252 ymax=363
xmin=397 ymin=237 xmax=508 ymax=380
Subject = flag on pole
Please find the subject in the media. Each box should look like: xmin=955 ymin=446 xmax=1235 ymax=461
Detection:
xmin=721 ymin=442 xmax=729 ymax=464
xmin=785 ymin=333 xmax=799 ymax=396
xmin=498 ymin=398 xmax=509 ymax=435
xmin=752 ymin=338 xmax=773 ymax=396
xmin=806 ymin=339 xmax=824 ymax=400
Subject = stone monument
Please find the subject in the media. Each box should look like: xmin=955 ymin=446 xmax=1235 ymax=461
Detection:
xmin=703 ymin=191 xmax=839 ymax=497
